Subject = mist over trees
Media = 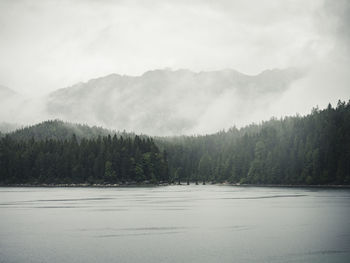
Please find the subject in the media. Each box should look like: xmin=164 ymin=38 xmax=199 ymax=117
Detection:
xmin=0 ymin=101 xmax=349 ymax=185
xmin=159 ymin=100 xmax=350 ymax=185
xmin=7 ymin=120 xmax=119 ymax=141
xmin=0 ymin=68 xmax=302 ymax=136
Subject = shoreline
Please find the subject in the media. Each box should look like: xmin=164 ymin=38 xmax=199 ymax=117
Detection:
xmin=0 ymin=183 xmax=164 ymax=188
xmin=0 ymin=183 xmax=350 ymax=189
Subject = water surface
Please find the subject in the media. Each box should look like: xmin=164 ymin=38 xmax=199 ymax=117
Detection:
xmin=1 ymin=185 xmax=349 ymax=263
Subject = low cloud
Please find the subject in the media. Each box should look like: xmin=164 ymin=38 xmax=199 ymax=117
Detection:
xmin=0 ymin=0 xmax=349 ymax=135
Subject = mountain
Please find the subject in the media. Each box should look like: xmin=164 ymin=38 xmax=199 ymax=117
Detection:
xmin=46 ymin=68 xmax=302 ymax=136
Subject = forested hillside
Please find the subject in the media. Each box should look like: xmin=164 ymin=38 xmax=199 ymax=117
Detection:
xmin=7 ymin=120 xmax=136 ymax=141
xmin=7 ymin=120 xmax=111 ymax=141
xmin=159 ymin=100 xmax=350 ymax=185
xmin=0 ymin=135 xmax=168 ymax=184
xmin=0 ymin=101 xmax=349 ymax=185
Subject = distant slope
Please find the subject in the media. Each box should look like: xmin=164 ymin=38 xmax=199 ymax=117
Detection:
xmin=7 ymin=120 xmax=132 ymax=141
xmin=47 ymin=68 xmax=302 ymax=135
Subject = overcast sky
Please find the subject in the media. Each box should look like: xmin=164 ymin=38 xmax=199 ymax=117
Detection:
xmin=0 ymin=0 xmax=346 ymax=92
xmin=0 ymin=0 xmax=349 ymax=131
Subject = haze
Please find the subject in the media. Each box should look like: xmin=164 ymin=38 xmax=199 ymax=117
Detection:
xmin=0 ymin=0 xmax=349 ymax=135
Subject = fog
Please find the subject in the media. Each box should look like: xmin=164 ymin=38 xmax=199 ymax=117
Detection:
xmin=0 ymin=0 xmax=349 ymax=135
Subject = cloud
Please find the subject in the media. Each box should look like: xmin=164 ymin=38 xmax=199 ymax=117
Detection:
xmin=264 ymin=0 xmax=350 ymax=118
xmin=0 ymin=0 xmax=324 ymax=94
xmin=0 ymin=0 xmax=349 ymax=135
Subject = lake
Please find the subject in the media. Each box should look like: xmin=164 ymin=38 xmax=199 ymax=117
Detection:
xmin=0 ymin=185 xmax=349 ymax=263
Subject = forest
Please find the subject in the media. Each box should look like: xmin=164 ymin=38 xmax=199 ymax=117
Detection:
xmin=0 ymin=135 xmax=168 ymax=184
xmin=161 ymin=100 xmax=350 ymax=185
xmin=0 ymin=100 xmax=349 ymax=185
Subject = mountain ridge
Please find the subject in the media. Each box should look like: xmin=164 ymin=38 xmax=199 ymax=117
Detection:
xmin=46 ymin=67 xmax=302 ymax=135
xmin=0 ymin=67 xmax=303 ymax=136
xmin=52 ymin=68 xmax=298 ymax=93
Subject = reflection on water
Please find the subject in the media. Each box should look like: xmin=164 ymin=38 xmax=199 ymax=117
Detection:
xmin=0 ymin=185 xmax=349 ymax=263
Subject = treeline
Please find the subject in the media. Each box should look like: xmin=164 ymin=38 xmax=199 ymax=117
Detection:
xmin=0 ymin=135 xmax=168 ymax=184
xmin=7 ymin=120 xmax=113 ymax=141
xmin=159 ymin=100 xmax=350 ymax=185
xmin=1 ymin=101 xmax=350 ymax=186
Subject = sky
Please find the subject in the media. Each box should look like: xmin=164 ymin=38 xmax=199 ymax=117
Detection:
xmin=0 ymin=0 xmax=349 ymax=132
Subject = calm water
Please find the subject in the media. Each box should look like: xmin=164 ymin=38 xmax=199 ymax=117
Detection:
xmin=0 ymin=185 xmax=349 ymax=263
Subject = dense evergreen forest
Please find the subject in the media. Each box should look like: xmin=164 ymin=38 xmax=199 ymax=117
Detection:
xmin=0 ymin=135 xmax=168 ymax=184
xmin=160 ymin=100 xmax=350 ymax=185
xmin=0 ymin=100 xmax=349 ymax=185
